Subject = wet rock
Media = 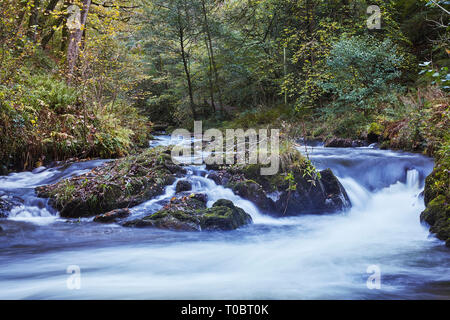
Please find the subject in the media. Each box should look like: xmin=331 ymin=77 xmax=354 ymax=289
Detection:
xmin=123 ymin=198 xmax=252 ymax=231
xmin=94 ymin=208 xmax=131 ymax=223
xmin=189 ymin=192 xmax=208 ymax=203
xmin=176 ymin=180 xmax=192 ymax=193
xmin=207 ymin=171 xmax=232 ymax=185
xmin=201 ymin=199 xmax=253 ymax=231
xmin=226 ymin=180 xmax=276 ymax=212
xmin=207 ymin=172 xmax=222 ymax=185
xmin=211 ymin=151 xmax=351 ymax=217
xmin=274 ymin=168 xmax=351 ymax=216
xmin=0 ymin=196 xmax=24 ymax=218
xmin=36 ymin=146 xmax=179 ymax=218
xmin=420 ymin=165 xmax=450 ymax=247
xmin=324 ymin=138 xmax=368 ymax=148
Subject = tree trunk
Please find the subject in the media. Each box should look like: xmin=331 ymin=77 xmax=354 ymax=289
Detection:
xmin=66 ymin=0 xmax=91 ymax=82
xmin=37 ymin=0 xmax=60 ymax=36
xmin=204 ymin=37 xmax=216 ymax=114
xmin=177 ymin=7 xmax=196 ymax=119
xmin=201 ymin=0 xmax=224 ymax=117
xmin=27 ymin=0 xmax=41 ymax=42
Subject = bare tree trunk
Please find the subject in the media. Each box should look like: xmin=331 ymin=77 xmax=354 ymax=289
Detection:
xmin=204 ymin=37 xmax=216 ymax=114
xmin=201 ymin=0 xmax=224 ymax=116
xmin=67 ymin=0 xmax=91 ymax=82
xmin=177 ymin=6 xmax=196 ymax=119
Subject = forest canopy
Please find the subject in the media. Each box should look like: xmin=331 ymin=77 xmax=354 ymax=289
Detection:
xmin=0 ymin=0 xmax=449 ymax=172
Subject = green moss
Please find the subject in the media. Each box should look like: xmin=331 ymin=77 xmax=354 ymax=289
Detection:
xmin=421 ymin=160 xmax=450 ymax=247
xmin=124 ymin=198 xmax=252 ymax=231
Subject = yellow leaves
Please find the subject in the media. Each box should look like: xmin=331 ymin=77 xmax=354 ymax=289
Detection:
xmin=30 ymin=116 xmax=38 ymax=127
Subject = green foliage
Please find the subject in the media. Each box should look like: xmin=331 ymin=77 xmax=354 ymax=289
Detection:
xmin=23 ymin=74 xmax=78 ymax=113
xmin=284 ymin=172 xmax=297 ymax=191
xmin=321 ymin=36 xmax=404 ymax=116
xmin=301 ymin=159 xmax=321 ymax=187
xmin=419 ymin=62 xmax=450 ymax=91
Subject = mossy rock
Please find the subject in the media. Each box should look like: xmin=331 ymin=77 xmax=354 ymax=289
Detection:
xmin=35 ymin=146 xmax=182 ymax=218
xmin=225 ymin=179 xmax=276 ymax=212
xmin=421 ymin=164 xmax=450 ymax=247
xmin=214 ymin=158 xmax=351 ymax=216
xmin=123 ymin=198 xmax=252 ymax=231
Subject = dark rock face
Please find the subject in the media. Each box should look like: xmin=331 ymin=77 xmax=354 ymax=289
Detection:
xmin=0 ymin=196 xmax=24 ymax=218
xmin=94 ymin=208 xmax=131 ymax=223
xmin=226 ymin=180 xmax=276 ymax=212
xmin=206 ymin=171 xmax=232 ymax=185
xmin=325 ymin=138 xmax=368 ymax=148
xmin=35 ymin=146 xmax=180 ymax=218
xmin=176 ymin=180 xmax=192 ymax=193
xmin=123 ymin=197 xmax=252 ymax=231
xmin=420 ymin=166 xmax=450 ymax=247
xmin=209 ymin=162 xmax=351 ymax=216
xmin=274 ymin=169 xmax=350 ymax=216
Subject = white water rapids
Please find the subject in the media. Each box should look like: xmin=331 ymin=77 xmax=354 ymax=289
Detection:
xmin=0 ymin=137 xmax=448 ymax=299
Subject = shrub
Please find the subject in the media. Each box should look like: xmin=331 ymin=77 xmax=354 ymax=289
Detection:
xmin=321 ymin=36 xmax=405 ymax=117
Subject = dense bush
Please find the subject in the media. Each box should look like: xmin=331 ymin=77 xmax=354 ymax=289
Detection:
xmin=321 ymin=36 xmax=405 ymax=116
xmin=0 ymin=66 xmax=151 ymax=173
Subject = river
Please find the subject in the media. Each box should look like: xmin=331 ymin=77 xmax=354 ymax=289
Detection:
xmin=0 ymin=136 xmax=448 ymax=299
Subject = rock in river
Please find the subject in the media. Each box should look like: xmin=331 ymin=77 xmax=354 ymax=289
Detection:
xmin=123 ymin=196 xmax=252 ymax=231
xmin=176 ymin=180 xmax=192 ymax=193
xmin=35 ymin=146 xmax=183 ymax=218
xmin=94 ymin=208 xmax=131 ymax=223
xmin=212 ymin=146 xmax=351 ymax=216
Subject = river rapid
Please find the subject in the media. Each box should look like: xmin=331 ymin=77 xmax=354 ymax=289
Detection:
xmin=0 ymin=136 xmax=448 ymax=299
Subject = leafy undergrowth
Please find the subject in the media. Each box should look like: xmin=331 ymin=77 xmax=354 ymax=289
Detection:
xmin=0 ymin=64 xmax=151 ymax=174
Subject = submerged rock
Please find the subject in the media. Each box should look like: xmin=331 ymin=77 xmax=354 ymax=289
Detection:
xmin=420 ymin=165 xmax=450 ymax=247
xmin=123 ymin=197 xmax=252 ymax=231
xmin=36 ymin=146 xmax=181 ymax=218
xmin=94 ymin=208 xmax=131 ymax=223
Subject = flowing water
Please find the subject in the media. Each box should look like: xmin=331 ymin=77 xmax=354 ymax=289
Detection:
xmin=0 ymin=137 xmax=449 ymax=299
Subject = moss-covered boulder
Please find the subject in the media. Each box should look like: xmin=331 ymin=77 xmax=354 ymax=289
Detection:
xmin=123 ymin=197 xmax=252 ymax=231
xmin=207 ymin=147 xmax=350 ymax=216
xmin=420 ymin=164 xmax=450 ymax=247
xmin=35 ymin=146 xmax=184 ymax=218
